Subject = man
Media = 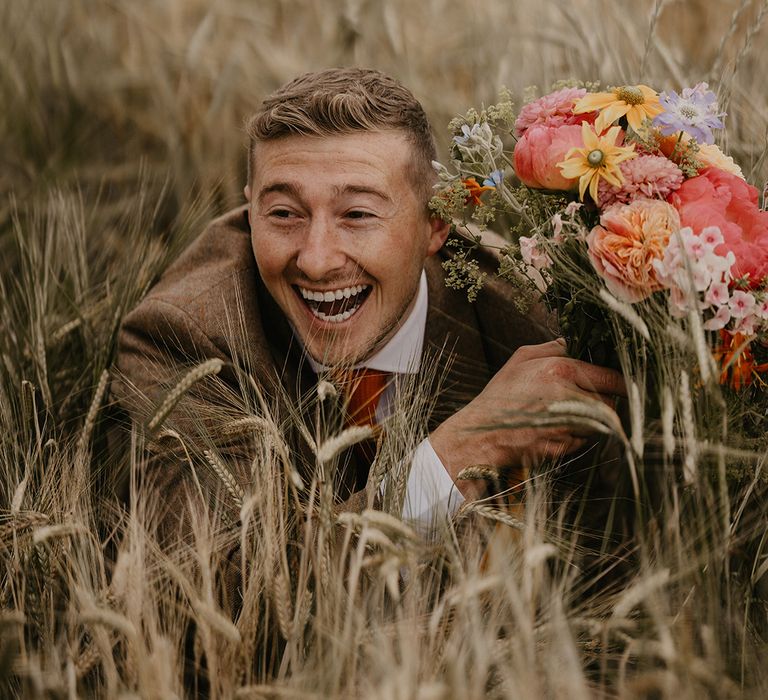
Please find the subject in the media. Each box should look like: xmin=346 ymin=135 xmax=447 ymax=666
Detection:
xmin=115 ymin=68 xmax=626 ymax=537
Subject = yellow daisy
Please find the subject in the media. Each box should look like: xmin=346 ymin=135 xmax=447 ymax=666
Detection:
xmin=557 ymin=123 xmax=637 ymax=204
xmin=574 ymin=84 xmax=663 ymax=134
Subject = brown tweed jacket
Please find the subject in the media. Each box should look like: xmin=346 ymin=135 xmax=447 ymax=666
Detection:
xmin=113 ymin=205 xmax=555 ymax=526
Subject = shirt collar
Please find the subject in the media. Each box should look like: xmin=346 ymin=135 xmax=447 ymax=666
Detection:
xmin=302 ymin=270 xmax=428 ymax=375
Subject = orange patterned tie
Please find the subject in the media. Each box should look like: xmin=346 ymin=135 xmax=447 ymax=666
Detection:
xmin=344 ymin=368 xmax=390 ymax=428
xmin=338 ymin=368 xmax=390 ymax=489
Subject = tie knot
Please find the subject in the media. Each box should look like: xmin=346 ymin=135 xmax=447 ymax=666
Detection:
xmin=338 ymin=368 xmax=390 ymax=427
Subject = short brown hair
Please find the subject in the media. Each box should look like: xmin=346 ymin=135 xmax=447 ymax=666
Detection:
xmin=246 ymin=68 xmax=437 ymax=205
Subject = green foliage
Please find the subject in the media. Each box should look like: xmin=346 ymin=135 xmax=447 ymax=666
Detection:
xmin=442 ymin=234 xmax=488 ymax=302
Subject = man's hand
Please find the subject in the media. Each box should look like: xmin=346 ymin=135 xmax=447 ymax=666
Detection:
xmin=429 ymin=339 xmax=627 ymax=500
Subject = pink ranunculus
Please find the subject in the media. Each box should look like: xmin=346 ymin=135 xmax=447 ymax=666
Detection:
xmin=597 ymin=154 xmax=684 ymax=207
xmin=514 ymin=87 xmax=596 ymax=136
xmin=587 ymin=199 xmax=681 ymax=303
xmin=669 ymin=167 xmax=768 ymax=285
xmin=513 ymin=124 xmax=583 ymax=191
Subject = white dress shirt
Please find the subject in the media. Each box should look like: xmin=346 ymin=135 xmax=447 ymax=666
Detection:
xmin=302 ymin=271 xmax=465 ymax=534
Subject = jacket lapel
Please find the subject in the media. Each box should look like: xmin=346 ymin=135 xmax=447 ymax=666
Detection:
xmin=422 ymin=256 xmax=492 ymax=432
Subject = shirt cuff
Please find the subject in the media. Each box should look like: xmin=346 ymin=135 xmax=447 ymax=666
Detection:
xmin=392 ymin=437 xmax=465 ymax=536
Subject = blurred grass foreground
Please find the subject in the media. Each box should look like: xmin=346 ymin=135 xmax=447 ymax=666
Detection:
xmin=2 ymin=0 xmax=768 ymax=697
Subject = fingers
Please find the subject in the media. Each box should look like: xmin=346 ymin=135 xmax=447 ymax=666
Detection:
xmin=571 ymin=361 xmax=627 ymax=397
xmin=537 ymin=434 xmax=588 ymax=459
xmin=511 ymin=338 xmax=568 ymax=362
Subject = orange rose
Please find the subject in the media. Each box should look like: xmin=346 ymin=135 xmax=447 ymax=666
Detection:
xmin=587 ymin=199 xmax=681 ymax=302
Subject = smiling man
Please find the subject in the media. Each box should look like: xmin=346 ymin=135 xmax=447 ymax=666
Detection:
xmin=246 ymin=129 xmax=445 ymax=367
xmin=115 ymin=68 xmax=626 ymax=536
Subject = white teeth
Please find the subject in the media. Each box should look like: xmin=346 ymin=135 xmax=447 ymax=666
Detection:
xmin=297 ymin=284 xmax=370 ymax=323
xmin=311 ymin=307 xmax=358 ymax=323
xmin=298 ymin=284 xmax=369 ymax=301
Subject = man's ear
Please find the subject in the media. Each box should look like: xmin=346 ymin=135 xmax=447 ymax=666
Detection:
xmin=426 ymin=217 xmax=451 ymax=256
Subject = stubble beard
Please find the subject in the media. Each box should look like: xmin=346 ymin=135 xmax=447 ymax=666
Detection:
xmin=306 ymin=279 xmax=420 ymax=368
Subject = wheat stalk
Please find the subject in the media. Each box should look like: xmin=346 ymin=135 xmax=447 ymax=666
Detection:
xmin=146 ymin=358 xmax=224 ymax=432
xmin=203 ymin=449 xmax=245 ymax=507
xmin=456 ymin=502 xmax=525 ymax=531
xmin=76 ymin=368 xmax=110 ymax=457
xmin=315 ymin=425 xmax=373 ymax=465
xmin=272 ymin=570 xmax=294 ymax=639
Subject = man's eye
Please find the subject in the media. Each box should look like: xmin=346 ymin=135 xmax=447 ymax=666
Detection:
xmin=346 ymin=210 xmax=374 ymax=220
xmin=269 ymin=209 xmax=296 ymax=219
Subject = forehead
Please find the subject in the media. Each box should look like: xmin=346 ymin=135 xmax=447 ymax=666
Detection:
xmin=250 ymin=131 xmax=415 ymax=189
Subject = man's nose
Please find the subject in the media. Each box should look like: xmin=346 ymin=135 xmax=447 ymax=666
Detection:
xmin=295 ymin=215 xmax=348 ymax=281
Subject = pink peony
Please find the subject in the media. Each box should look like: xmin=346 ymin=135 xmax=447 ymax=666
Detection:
xmin=514 ymin=87 xmax=596 ymax=137
xmin=597 ymin=155 xmax=684 ymax=207
xmin=514 ymin=124 xmax=583 ymax=191
xmin=587 ymin=199 xmax=681 ymax=303
xmin=669 ymin=167 xmax=768 ymax=285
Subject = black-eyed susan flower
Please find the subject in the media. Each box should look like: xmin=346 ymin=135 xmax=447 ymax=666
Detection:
xmin=574 ymin=84 xmax=663 ymax=134
xmin=557 ymin=123 xmax=637 ymax=204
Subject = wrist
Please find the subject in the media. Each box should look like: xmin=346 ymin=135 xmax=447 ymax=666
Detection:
xmin=430 ymin=419 xmax=497 ymax=500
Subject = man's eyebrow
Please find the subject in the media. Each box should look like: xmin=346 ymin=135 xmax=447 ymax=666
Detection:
xmin=333 ymin=184 xmax=393 ymax=202
xmin=258 ymin=182 xmax=393 ymax=204
xmin=257 ymin=182 xmax=304 ymax=202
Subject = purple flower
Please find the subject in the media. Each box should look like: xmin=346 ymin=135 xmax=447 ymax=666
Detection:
xmin=653 ymin=82 xmax=725 ymax=145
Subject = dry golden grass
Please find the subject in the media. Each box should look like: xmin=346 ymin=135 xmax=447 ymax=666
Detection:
xmin=2 ymin=0 xmax=768 ymax=697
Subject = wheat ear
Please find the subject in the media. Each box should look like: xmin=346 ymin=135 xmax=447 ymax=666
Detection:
xmin=147 ymin=358 xmax=223 ymax=432
xmin=76 ymin=368 xmax=109 ymax=456
xmin=203 ymin=449 xmax=245 ymax=506
xmin=457 ymin=502 xmax=525 ymax=531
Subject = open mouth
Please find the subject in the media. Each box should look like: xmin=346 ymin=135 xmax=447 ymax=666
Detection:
xmin=294 ymin=284 xmax=372 ymax=323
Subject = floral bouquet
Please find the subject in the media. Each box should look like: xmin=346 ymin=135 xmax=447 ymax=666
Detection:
xmin=432 ymin=81 xmax=768 ymax=441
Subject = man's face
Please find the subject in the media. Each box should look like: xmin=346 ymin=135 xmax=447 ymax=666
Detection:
xmin=246 ymin=130 xmax=447 ymax=366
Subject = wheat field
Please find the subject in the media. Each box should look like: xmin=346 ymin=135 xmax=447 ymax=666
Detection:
xmin=2 ymin=0 xmax=768 ymax=697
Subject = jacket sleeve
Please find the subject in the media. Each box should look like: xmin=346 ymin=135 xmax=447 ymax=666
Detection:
xmin=112 ymin=294 xmax=376 ymax=542
xmin=112 ymin=296 xmax=260 ymax=537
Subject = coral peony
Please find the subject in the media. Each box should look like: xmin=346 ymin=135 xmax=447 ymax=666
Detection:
xmin=514 ymin=87 xmax=595 ymax=137
xmin=597 ymin=154 xmax=684 ymax=207
xmin=669 ymin=167 xmax=768 ymax=284
xmin=587 ymin=199 xmax=680 ymax=302
xmin=514 ymin=124 xmax=583 ymax=191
